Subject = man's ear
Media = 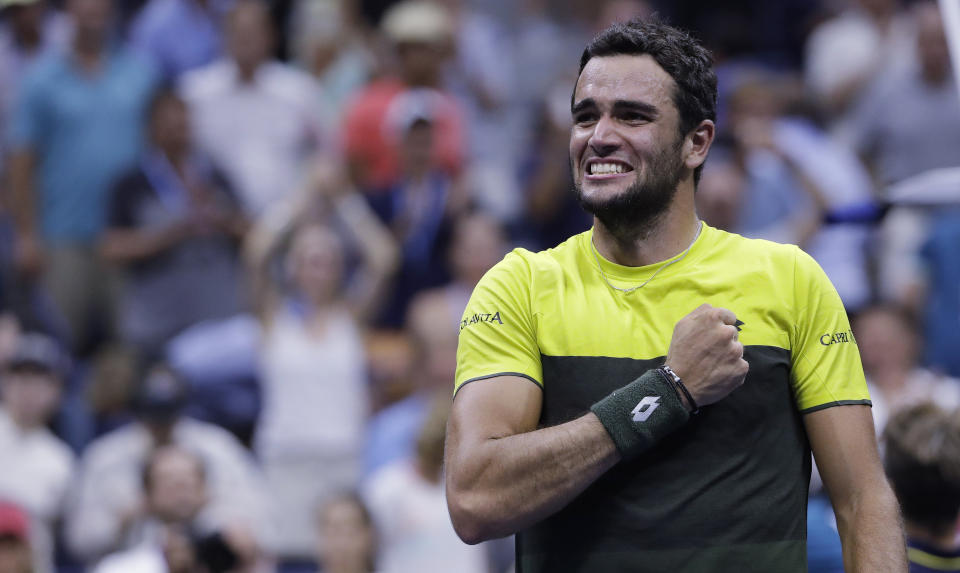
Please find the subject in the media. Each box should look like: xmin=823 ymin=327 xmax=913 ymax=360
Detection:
xmin=683 ymin=119 xmax=715 ymax=171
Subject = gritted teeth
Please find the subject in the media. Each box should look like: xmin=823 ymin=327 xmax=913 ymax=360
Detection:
xmin=588 ymin=162 xmax=632 ymax=175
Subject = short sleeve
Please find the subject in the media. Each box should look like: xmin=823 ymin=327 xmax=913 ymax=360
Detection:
xmin=790 ymin=247 xmax=871 ymax=413
xmin=454 ymin=250 xmax=542 ymax=395
xmin=7 ymin=66 xmax=47 ymax=149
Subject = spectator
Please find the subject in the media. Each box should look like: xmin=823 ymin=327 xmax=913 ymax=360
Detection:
xmin=101 ymin=87 xmax=249 ymax=359
xmin=0 ymin=0 xmax=69 ymax=166
xmin=94 ymin=445 xmax=259 ymax=573
xmin=804 ymin=0 xmax=913 ymax=122
xmin=412 ymin=211 xmax=508 ymax=329
xmin=129 ymin=0 xmax=231 ymax=80
xmin=860 ymin=2 xmax=960 ymax=308
xmin=364 ymin=287 xmax=458 ymax=477
xmin=66 ymin=362 xmax=270 ymax=563
xmin=0 ymin=501 xmax=32 ymax=573
xmin=917 ymin=210 xmax=960 ymax=377
xmin=435 ymin=0 xmax=520 ymax=221
xmin=0 ymin=333 xmax=73 ymax=573
xmin=883 ymin=403 xmax=960 ymax=572
xmin=341 ymin=0 xmax=465 ymax=192
xmin=845 ymin=1 xmax=960 ymax=188
xmin=367 ymin=109 xmax=470 ymax=327
xmin=246 ymin=163 xmax=397 ymax=562
xmin=179 ymin=0 xmax=327 ymax=215
xmin=363 ymin=397 xmax=486 ymax=573
xmin=288 ymin=0 xmax=374 ymax=125
xmin=6 ymin=0 xmax=157 ymax=354
xmin=315 ymin=493 xmax=376 ymax=573
xmin=853 ymin=304 xmax=960 ymax=434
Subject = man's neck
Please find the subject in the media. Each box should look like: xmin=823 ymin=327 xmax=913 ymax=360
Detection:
xmin=591 ymin=192 xmax=701 ymax=267
xmin=236 ymin=61 xmax=262 ymax=84
xmin=8 ymin=414 xmax=42 ymax=433
xmin=161 ymin=147 xmax=190 ymax=177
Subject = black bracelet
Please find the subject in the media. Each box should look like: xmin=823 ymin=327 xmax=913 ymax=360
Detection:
xmin=658 ymin=366 xmax=700 ymax=414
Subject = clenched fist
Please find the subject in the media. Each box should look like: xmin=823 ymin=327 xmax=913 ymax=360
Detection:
xmin=664 ymin=303 xmax=749 ymax=409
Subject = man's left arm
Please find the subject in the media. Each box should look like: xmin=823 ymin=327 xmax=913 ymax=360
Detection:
xmin=805 ymin=405 xmax=907 ymax=572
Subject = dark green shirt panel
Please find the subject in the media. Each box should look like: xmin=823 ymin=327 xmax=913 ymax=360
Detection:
xmin=520 ymin=346 xmax=809 ymax=573
xmin=517 ymin=539 xmax=806 ymax=573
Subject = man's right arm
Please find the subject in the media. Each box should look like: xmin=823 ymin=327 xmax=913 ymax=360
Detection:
xmin=445 ymin=374 xmax=620 ymax=544
xmin=446 ymin=303 xmax=748 ymax=544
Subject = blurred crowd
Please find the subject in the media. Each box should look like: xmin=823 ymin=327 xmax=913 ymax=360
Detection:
xmin=0 ymin=0 xmax=958 ymax=571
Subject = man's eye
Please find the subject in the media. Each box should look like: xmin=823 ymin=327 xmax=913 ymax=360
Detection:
xmin=574 ymin=114 xmax=597 ymax=125
xmin=621 ymin=113 xmax=649 ymax=123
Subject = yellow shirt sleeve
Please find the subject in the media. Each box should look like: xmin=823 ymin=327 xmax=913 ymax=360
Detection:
xmin=454 ymin=250 xmax=542 ymax=395
xmin=789 ymin=247 xmax=871 ymax=413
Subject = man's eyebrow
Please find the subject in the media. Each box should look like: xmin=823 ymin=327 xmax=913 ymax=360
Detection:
xmin=612 ymin=100 xmax=659 ymax=117
xmin=571 ymin=98 xmax=596 ymax=115
xmin=570 ymin=99 xmax=660 ymax=117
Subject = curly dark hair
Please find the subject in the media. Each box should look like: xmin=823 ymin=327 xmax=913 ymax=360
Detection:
xmin=577 ymin=19 xmax=718 ymax=184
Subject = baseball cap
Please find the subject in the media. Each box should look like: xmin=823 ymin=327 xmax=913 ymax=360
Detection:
xmin=0 ymin=501 xmax=29 ymax=541
xmin=381 ymin=0 xmax=452 ymax=44
xmin=131 ymin=366 xmax=188 ymax=422
xmin=5 ymin=333 xmax=68 ymax=379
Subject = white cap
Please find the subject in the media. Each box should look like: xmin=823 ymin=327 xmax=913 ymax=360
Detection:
xmin=381 ymin=0 xmax=453 ymax=44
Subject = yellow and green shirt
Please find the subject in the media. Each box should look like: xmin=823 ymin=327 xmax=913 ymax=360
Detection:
xmin=455 ymin=223 xmax=870 ymax=573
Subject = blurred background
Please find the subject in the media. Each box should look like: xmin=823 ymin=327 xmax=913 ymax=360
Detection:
xmin=0 ymin=0 xmax=959 ymax=571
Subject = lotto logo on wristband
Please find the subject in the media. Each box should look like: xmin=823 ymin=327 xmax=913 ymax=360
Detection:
xmin=631 ymin=396 xmax=661 ymax=422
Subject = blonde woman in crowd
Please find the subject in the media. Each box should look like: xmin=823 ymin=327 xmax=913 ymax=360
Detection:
xmin=247 ymin=162 xmax=398 ymax=564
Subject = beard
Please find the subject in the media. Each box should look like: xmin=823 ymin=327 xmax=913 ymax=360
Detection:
xmin=573 ymin=137 xmax=685 ymax=242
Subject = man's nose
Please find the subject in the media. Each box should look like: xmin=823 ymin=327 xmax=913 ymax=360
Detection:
xmin=588 ymin=115 xmax=620 ymax=156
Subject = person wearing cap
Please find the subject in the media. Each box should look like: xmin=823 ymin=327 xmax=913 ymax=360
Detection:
xmin=0 ymin=501 xmax=32 ymax=573
xmin=341 ymin=0 xmax=465 ymax=193
xmin=65 ymin=361 xmax=271 ymax=564
xmin=0 ymin=333 xmax=74 ymax=573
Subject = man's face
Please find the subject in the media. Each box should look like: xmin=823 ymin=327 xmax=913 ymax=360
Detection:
xmin=67 ymin=0 xmax=113 ymax=40
xmin=226 ymin=1 xmax=272 ymax=71
xmin=151 ymin=96 xmax=191 ymax=154
xmin=146 ymin=449 xmax=207 ymax=524
xmin=569 ymin=54 xmax=687 ymax=236
xmin=0 ymin=368 xmax=61 ymax=428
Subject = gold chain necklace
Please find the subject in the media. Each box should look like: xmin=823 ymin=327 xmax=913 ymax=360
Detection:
xmin=591 ymin=223 xmax=702 ymax=294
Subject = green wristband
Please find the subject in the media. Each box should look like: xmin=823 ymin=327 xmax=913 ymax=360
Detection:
xmin=590 ymin=369 xmax=691 ymax=460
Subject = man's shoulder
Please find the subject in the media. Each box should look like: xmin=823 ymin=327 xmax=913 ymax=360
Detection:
xmin=34 ymin=427 xmax=75 ymax=469
xmin=702 ymin=225 xmax=801 ymax=275
xmin=178 ymin=60 xmax=233 ymax=101
xmin=80 ymin=423 xmax=148 ymax=470
xmin=174 ymin=418 xmax=250 ymax=460
xmin=491 ymin=231 xmax=589 ymax=277
xmin=18 ymin=50 xmax=69 ymax=89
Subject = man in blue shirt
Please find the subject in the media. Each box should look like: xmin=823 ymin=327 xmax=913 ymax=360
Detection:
xmin=7 ymin=0 xmax=156 ymax=352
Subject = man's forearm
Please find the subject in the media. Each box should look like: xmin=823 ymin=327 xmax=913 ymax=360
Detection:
xmin=446 ymin=412 xmax=620 ymax=544
xmin=9 ymin=149 xmax=36 ymax=235
xmin=837 ymin=481 xmax=907 ymax=572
